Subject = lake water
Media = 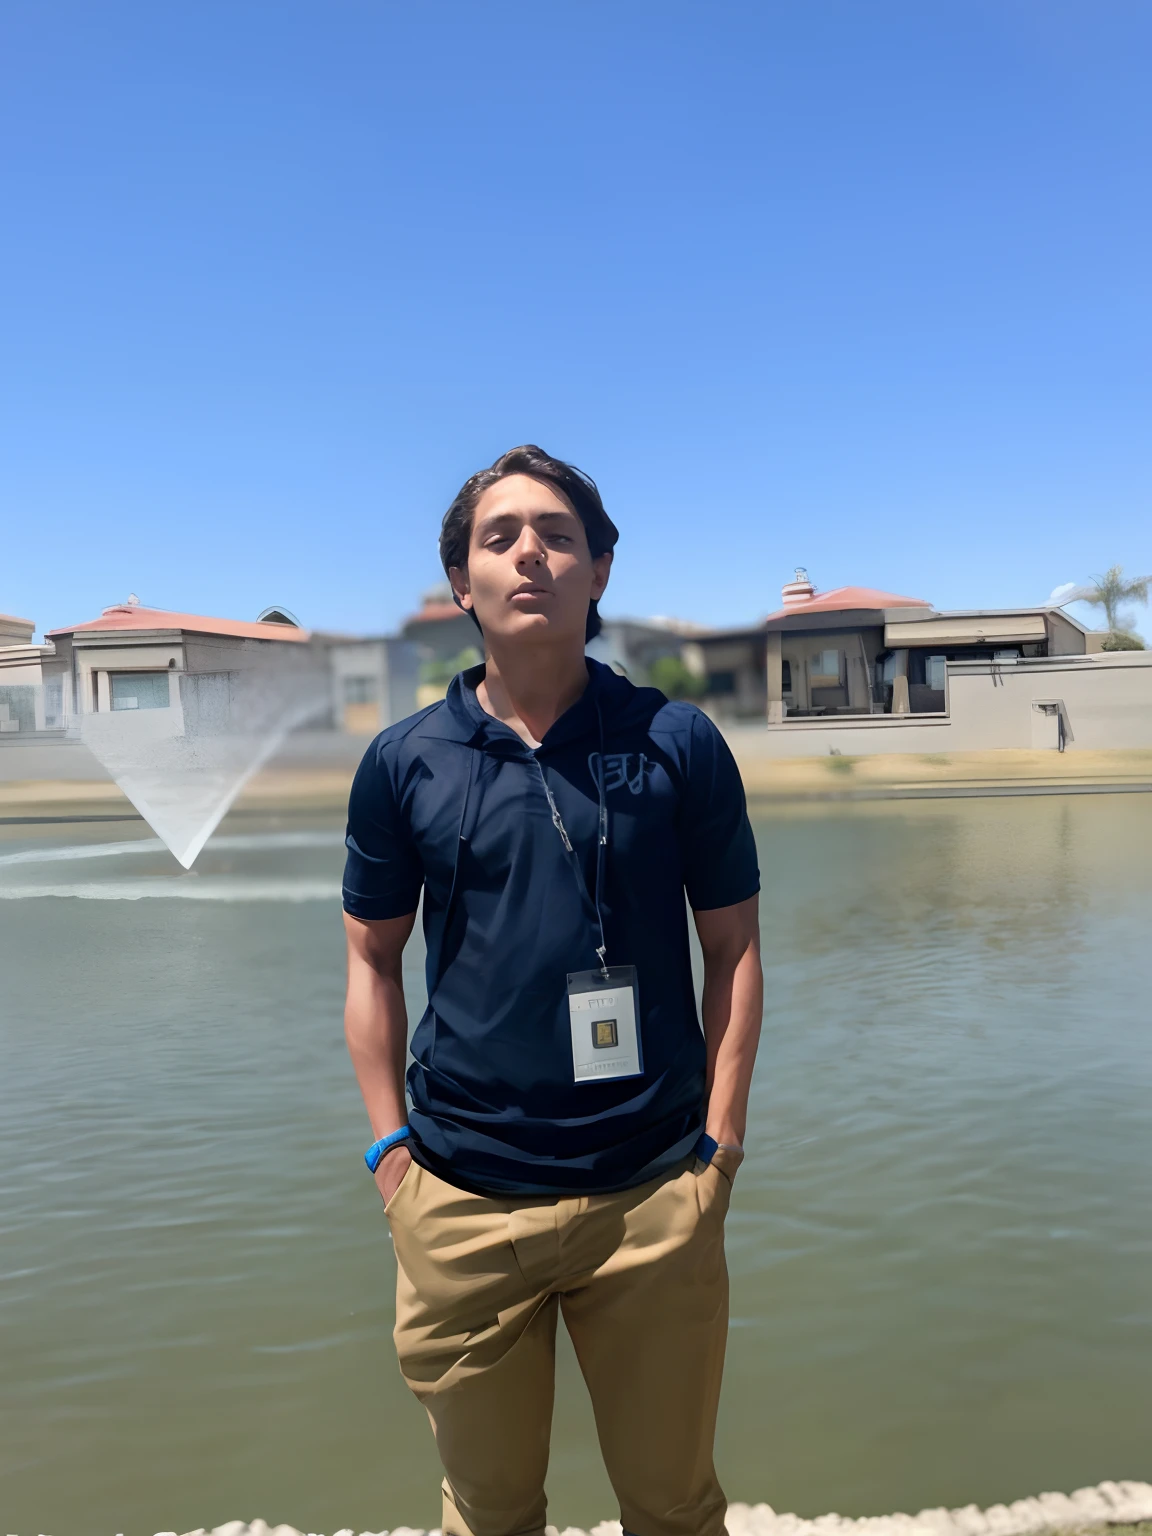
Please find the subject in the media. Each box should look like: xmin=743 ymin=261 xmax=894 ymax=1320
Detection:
xmin=1 ymin=796 xmax=1150 ymax=1536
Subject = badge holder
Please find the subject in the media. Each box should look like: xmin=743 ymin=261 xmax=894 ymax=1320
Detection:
xmin=567 ymin=963 xmax=642 ymax=1084
xmin=540 ymin=748 xmax=643 ymax=1085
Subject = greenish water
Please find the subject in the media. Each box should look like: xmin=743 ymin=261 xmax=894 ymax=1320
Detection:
xmin=1 ymin=797 xmax=1150 ymax=1535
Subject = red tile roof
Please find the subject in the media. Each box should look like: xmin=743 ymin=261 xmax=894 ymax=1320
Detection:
xmin=48 ymin=605 xmax=311 ymax=643
xmin=406 ymin=601 xmax=466 ymax=624
xmin=763 ymin=585 xmax=931 ymax=623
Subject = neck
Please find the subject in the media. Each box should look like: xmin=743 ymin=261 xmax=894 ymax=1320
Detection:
xmin=477 ymin=634 xmax=589 ymax=746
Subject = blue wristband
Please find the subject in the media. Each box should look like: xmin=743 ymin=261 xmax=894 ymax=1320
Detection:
xmin=694 ymin=1132 xmax=718 ymax=1165
xmin=364 ymin=1125 xmax=412 ymax=1173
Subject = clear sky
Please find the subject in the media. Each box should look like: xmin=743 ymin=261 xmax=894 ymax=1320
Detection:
xmin=2 ymin=1 xmax=1150 ymax=641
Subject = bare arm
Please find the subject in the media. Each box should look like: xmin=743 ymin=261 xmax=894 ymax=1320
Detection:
xmin=343 ymin=909 xmax=418 ymax=1204
xmin=693 ymin=893 xmax=763 ymax=1169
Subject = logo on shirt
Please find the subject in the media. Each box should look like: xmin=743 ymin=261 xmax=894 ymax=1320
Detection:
xmin=588 ymin=752 xmax=653 ymax=796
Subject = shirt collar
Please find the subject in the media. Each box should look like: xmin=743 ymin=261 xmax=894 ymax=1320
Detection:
xmin=438 ymin=658 xmax=608 ymax=753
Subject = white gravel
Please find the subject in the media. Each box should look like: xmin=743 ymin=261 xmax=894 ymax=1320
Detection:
xmin=123 ymin=1478 xmax=1152 ymax=1536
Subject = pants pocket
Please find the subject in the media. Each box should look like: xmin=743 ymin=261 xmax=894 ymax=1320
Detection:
xmin=384 ymin=1156 xmax=419 ymax=1216
xmin=693 ymin=1160 xmax=732 ymax=1220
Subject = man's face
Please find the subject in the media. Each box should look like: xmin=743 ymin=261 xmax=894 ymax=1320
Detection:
xmin=449 ymin=474 xmax=612 ymax=646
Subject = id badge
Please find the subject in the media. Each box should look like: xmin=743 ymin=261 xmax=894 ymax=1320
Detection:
xmin=566 ymin=965 xmax=643 ymax=1085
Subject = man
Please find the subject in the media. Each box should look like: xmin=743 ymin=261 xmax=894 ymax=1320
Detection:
xmin=343 ymin=444 xmax=762 ymax=1536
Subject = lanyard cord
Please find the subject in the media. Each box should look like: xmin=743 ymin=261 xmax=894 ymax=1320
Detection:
xmin=533 ymin=700 xmax=610 ymax=977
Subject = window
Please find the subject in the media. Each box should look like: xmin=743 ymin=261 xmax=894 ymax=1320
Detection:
xmin=706 ymin=670 xmax=736 ymax=695
xmin=781 ymin=659 xmax=793 ymax=691
xmin=925 ymin=655 xmax=947 ymax=691
xmin=810 ymin=649 xmax=842 ymax=683
xmin=343 ymin=675 xmax=377 ymax=705
xmin=110 ymin=672 xmax=170 ymax=711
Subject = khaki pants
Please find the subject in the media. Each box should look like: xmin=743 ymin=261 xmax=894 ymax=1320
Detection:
xmin=385 ymin=1151 xmax=738 ymax=1536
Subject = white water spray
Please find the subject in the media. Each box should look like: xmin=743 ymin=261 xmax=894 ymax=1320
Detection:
xmin=78 ymin=644 xmax=332 ymax=868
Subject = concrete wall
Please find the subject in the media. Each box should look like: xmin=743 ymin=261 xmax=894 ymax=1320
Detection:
xmin=720 ymin=652 xmax=1152 ymax=757
xmin=1047 ymin=610 xmax=1089 ymax=656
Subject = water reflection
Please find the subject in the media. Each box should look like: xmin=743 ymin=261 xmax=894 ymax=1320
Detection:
xmin=725 ymin=798 xmax=1152 ymax=1519
xmin=0 ymin=798 xmax=1149 ymax=1534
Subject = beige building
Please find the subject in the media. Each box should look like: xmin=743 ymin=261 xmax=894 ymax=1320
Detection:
xmin=0 ymin=600 xmax=333 ymax=742
xmin=41 ymin=601 xmax=317 ymax=728
xmin=325 ymin=635 xmax=419 ymax=734
xmin=401 ymin=585 xmax=480 ymax=665
xmin=721 ymin=649 xmax=1152 ymax=757
xmin=0 ymin=613 xmax=71 ymax=732
xmin=1 ymin=602 xmax=421 ymax=740
xmin=685 ymin=570 xmax=1152 ymax=757
xmin=690 ymin=570 xmax=1102 ymax=724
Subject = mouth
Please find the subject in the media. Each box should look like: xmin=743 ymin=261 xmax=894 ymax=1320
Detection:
xmin=509 ymin=585 xmax=554 ymax=602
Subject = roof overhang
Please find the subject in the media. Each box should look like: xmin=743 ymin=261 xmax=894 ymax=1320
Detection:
xmin=0 ymin=643 xmax=56 ymax=666
xmin=56 ymin=623 xmax=310 ymax=646
xmin=66 ymin=628 xmax=188 ymax=647
xmin=885 ymin=612 xmax=1048 ymax=647
xmin=764 ymin=609 xmax=895 ymax=634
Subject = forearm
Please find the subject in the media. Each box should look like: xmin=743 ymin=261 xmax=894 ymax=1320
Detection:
xmin=701 ymin=940 xmax=763 ymax=1146
xmin=344 ymin=964 xmax=410 ymax=1138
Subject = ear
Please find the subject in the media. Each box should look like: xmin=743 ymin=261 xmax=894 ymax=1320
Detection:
xmin=447 ymin=565 xmax=473 ymax=613
xmin=590 ymin=550 xmax=613 ymax=602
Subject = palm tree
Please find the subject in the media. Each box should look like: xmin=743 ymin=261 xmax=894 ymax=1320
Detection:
xmin=1054 ymin=565 xmax=1150 ymax=646
xmin=1086 ymin=565 xmax=1149 ymax=633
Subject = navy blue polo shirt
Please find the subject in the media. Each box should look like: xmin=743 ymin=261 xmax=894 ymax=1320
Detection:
xmin=342 ymin=659 xmax=759 ymax=1196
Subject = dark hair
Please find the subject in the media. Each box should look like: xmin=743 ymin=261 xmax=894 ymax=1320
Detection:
xmin=440 ymin=444 xmax=618 ymax=643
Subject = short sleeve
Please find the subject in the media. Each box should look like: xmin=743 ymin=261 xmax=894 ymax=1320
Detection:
xmin=679 ymin=710 xmax=760 ymax=912
xmin=342 ymin=742 xmax=424 ymax=920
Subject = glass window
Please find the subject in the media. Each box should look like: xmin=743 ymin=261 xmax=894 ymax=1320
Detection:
xmin=781 ymin=659 xmax=793 ymax=691
xmin=706 ymin=670 xmax=736 ymax=695
xmin=810 ymin=649 xmax=841 ymax=681
xmin=110 ymin=672 xmax=170 ymax=711
xmin=343 ymin=675 xmax=377 ymax=705
xmin=925 ymin=655 xmax=947 ymax=691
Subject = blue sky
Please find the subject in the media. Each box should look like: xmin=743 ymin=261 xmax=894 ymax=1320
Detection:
xmin=2 ymin=1 xmax=1150 ymax=641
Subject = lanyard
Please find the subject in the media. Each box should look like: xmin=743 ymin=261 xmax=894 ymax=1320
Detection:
xmin=532 ymin=724 xmax=610 ymax=977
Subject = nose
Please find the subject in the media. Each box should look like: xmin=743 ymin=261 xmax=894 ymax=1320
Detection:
xmin=512 ymin=525 xmax=547 ymax=568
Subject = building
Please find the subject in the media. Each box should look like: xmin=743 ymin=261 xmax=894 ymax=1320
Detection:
xmin=1 ymin=600 xmax=330 ymax=739
xmin=587 ymin=616 xmax=705 ymax=685
xmin=690 ymin=569 xmax=1101 ymax=723
xmin=324 ymin=635 xmax=420 ymax=734
xmin=1 ymin=600 xmax=422 ymax=741
xmin=398 ymin=583 xmax=700 ymax=704
xmin=41 ymin=601 xmax=320 ymax=727
xmin=401 ymin=585 xmax=480 ymax=665
xmin=685 ymin=569 xmax=1152 ymax=758
xmin=0 ymin=613 xmax=71 ymax=732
